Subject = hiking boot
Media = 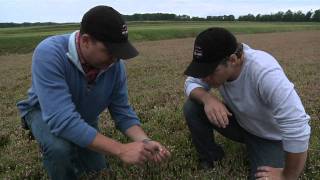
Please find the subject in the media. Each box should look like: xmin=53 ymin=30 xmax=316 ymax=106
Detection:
xmin=198 ymin=146 xmax=225 ymax=170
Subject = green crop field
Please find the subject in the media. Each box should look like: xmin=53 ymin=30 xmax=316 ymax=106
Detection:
xmin=0 ymin=22 xmax=319 ymax=179
xmin=1 ymin=21 xmax=320 ymax=55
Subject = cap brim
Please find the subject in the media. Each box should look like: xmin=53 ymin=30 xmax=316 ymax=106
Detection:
xmin=106 ymin=41 xmax=139 ymax=60
xmin=184 ymin=61 xmax=218 ymax=78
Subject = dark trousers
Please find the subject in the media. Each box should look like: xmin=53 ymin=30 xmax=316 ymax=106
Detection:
xmin=183 ymin=99 xmax=285 ymax=179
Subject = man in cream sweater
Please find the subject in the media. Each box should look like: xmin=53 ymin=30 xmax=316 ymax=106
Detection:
xmin=183 ymin=27 xmax=310 ymax=179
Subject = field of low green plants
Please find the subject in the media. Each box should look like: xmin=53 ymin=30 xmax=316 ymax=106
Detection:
xmin=0 ymin=21 xmax=319 ymax=179
xmin=1 ymin=21 xmax=320 ymax=55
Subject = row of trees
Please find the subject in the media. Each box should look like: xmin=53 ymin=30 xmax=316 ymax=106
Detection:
xmin=0 ymin=22 xmax=61 ymax=28
xmin=123 ymin=13 xmax=176 ymax=21
xmin=122 ymin=13 xmax=237 ymax=21
xmin=1 ymin=9 xmax=319 ymax=28
xmin=238 ymin=10 xmax=320 ymax=22
xmin=122 ymin=9 xmax=320 ymax=22
xmin=123 ymin=13 xmax=237 ymax=21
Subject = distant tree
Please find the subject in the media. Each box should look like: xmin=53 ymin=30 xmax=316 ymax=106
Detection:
xmin=256 ymin=14 xmax=261 ymax=21
xmin=207 ymin=16 xmax=223 ymax=21
xmin=283 ymin=10 xmax=293 ymax=21
xmin=274 ymin=11 xmax=284 ymax=21
xmin=207 ymin=16 xmax=217 ymax=20
xmin=207 ymin=15 xmax=235 ymax=21
xmin=124 ymin=13 xmax=139 ymax=21
xmin=191 ymin=17 xmax=206 ymax=21
xmin=225 ymin=15 xmax=235 ymax=21
xmin=305 ymin=10 xmax=313 ymax=21
xmin=175 ymin=15 xmax=190 ymax=21
xmin=0 ymin=22 xmax=58 ymax=28
xmin=292 ymin=10 xmax=306 ymax=21
xmin=238 ymin=14 xmax=255 ymax=21
xmin=269 ymin=13 xmax=277 ymax=21
xmin=123 ymin=13 xmax=177 ymax=21
xmin=312 ymin=9 xmax=320 ymax=22
xmin=260 ymin=14 xmax=272 ymax=21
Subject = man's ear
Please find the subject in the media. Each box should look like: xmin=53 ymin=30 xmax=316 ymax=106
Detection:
xmin=80 ymin=34 xmax=91 ymax=48
xmin=229 ymin=54 xmax=238 ymax=65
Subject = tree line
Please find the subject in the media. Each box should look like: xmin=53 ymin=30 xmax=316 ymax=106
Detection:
xmin=122 ymin=9 xmax=320 ymax=22
xmin=238 ymin=9 xmax=320 ymax=22
xmin=1 ymin=9 xmax=319 ymax=28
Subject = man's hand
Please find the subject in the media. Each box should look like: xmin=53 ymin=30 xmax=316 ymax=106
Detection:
xmin=255 ymin=166 xmax=285 ymax=180
xmin=190 ymin=87 xmax=232 ymax=128
xmin=203 ymin=94 xmax=232 ymax=128
xmin=118 ymin=141 xmax=153 ymax=166
xmin=118 ymin=140 xmax=170 ymax=166
xmin=143 ymin=140 xmax=171 ymax=163
xmin=123 ymin=125 xmax=170 ymax=165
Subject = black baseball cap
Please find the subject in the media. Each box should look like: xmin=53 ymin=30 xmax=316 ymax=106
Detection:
xmin=184 ymin=27 xmax=238 ymax=78
xmin=80 ymin=5 xmax=138 ymax=59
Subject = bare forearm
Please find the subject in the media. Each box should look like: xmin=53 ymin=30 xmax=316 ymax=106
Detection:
xmin=87 ymin=132 xmax=123 ymax=157
xmin=190 ymin=87 xmax=215 ymax=104
xmin=87 ymin=126 xmax=149 ymax=156
xmin=283 ymin=151 xmax=308 ymax=179
xmin=125 ymin=125 xmax=149 ymax=141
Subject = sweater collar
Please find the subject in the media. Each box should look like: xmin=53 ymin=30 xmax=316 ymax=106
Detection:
xmin=66 ymin=30 xmax=85 ymax=74
xmin=66 ymin=30 xmax=118 ymax=75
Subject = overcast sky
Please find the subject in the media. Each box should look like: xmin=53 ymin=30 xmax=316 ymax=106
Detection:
xmin=1 ymin=0 xmax=319 ymax=23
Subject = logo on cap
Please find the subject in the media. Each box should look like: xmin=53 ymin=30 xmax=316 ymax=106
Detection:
xmin=193 ymin=46 xmax=203 ymax=60
xmin=122 ymin=24 xmax=128 ymax=36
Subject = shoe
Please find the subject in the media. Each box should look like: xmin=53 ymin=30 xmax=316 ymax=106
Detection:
xmin=212 ymin=148 xmax=225 ymax=161
xmin=199 ymin=147 xmax=225 ymax=170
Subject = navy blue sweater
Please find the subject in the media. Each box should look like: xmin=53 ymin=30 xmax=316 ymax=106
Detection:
xmin=17 ymin=31 xmax=141 ymax=147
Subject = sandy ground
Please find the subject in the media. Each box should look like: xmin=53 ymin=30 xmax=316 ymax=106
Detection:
xmin=133 ymin=30 xmax=320 ymax=64
xmin=132 ymin=30 xmax=320 ymax=107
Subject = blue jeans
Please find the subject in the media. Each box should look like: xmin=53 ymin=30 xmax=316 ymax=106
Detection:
xmin=24 ymin=108 xmax=109 ymax=180
xmin=183 ymin=99 xmax=285 ymax=179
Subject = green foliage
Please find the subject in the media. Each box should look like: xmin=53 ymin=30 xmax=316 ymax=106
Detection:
xmin=0 ymin=24 xmax=79 ymax=55
xmin=1 ymin=8 xmax=319 ymax=30
xmin=0 ymin=35 xmax=47 ymax=55
xmin=313 ymin=10 xmax=320 ymax=22
xmin=237 ymin=9 xmax=320 ymax=22
xmin=1 ymin=21 xmax=320 ymax=55
xmin=124 ymin=13 xmax=177 ymax=21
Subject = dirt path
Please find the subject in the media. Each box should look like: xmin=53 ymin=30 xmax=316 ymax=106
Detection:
xmin=133 ymin=30 xmax=320 ymax=64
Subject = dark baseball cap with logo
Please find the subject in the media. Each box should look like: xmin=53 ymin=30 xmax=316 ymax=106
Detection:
xmin=184 ymin=27 xmax=238 ymax=78
xmin=80 ymin=5 xmax=138 ymax=59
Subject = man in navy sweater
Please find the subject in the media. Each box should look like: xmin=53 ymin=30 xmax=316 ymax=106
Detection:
xmin=17 ymin=5 xmax=170 ymax=179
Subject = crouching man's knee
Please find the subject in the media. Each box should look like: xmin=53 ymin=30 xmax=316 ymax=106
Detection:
xmin=41 ymin=138 xmax=74 ymax=161
xmin=183 ymin=99 xmax=204 ymax=123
